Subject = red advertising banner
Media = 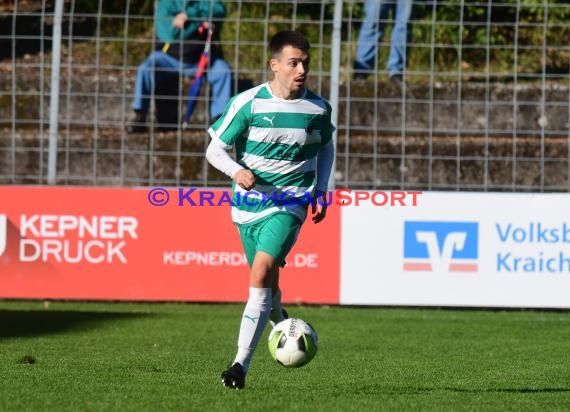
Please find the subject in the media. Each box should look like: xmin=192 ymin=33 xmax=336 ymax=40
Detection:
xmin=0 ymin=186 xmax=340 ymax=304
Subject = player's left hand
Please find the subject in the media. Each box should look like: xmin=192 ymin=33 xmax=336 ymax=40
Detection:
xmin=311 ymin=190 xmax=327 ymax=224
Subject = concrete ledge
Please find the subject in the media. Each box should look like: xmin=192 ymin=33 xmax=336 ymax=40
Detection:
xmin=0 ymin=73 xmax=568 ymax=137
xmin=1 ymin=128 xmax=568 ymax=191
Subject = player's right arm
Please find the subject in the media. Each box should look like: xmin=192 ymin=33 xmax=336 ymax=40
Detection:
xmin=205 ymin=141 xmax=256 ymax=190
xmin=206 ymin=89 xmax=257 ymax=190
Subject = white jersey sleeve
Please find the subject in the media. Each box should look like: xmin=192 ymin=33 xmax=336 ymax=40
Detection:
xmin=205 ymin=137 xmax=245 ymax=179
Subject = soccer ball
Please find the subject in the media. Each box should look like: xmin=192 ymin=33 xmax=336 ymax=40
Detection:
xmin=268 ymin=318 xmax=318 ymax=367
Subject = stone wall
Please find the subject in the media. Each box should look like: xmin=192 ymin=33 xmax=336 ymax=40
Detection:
xmin=0 ymin=72 xmax=568 ymax=190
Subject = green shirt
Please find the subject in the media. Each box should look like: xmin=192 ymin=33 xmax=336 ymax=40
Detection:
xmin=155 ymin=0 xmax=225 ymax=42
xmin=208 ymin=83 xmax=334 ymax=225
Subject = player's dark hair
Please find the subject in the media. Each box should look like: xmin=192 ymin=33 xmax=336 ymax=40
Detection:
xmin=269 ymin=30 xmax=310 ymax=58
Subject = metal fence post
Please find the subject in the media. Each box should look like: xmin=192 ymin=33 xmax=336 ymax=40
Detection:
xmin=47 ymin=0 xmax=64 ymax=184
xmin=329 ymin=0 xmax=343 ymax=190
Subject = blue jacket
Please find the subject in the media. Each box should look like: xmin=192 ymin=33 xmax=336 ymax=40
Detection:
xmin=155 ymin=0 xmax=226 ymax=63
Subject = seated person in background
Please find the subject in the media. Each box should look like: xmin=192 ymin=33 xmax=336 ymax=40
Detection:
xmin=127 ymin=0 xmax=231 ymax=132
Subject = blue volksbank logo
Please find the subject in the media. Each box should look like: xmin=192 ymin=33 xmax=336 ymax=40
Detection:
xmin=403 ymin=221 xmax=479 ymax=272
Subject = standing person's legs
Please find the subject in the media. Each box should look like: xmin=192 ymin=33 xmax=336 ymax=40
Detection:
xmin=387 ymin=0 xmax=413 ymax=78
xmin=354 ymin=0 xmax=389 ymax=75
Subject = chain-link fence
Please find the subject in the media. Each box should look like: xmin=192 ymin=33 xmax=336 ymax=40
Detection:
xmin=0 ymin=0 xmax=568 ymax=191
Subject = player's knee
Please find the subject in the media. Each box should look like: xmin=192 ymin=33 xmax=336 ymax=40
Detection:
xmin=249 ymin=268 xmax=271 ymax=287
xmin=250 ymin=254 xmax=278 ymax=287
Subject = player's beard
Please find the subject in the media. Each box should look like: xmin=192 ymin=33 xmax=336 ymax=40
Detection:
xmin=291 ymin=77 xmax=305 ymax=96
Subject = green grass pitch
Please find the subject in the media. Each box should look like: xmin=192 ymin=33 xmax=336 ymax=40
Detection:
xmin=1 ymin=300 xmax=570 ymax=411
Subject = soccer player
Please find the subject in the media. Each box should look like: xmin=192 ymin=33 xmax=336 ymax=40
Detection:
xmin=205 ymin=30 xmax=335 ymax=390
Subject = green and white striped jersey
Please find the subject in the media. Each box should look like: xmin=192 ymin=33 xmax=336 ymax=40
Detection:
xmin=208 ymin=82 xmax=334 ymax=225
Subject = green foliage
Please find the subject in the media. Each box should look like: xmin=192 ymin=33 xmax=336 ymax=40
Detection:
xmin=411 ymin=0 xmax=569 ymax=79
xmin=65 ymin=0 xmax=568 ymax=81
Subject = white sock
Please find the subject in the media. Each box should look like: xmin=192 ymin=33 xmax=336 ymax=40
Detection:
xmin=233 ymin=287 xmax=271 ymax=373
xmin=270 ymin=289 xmax=286 ymax=324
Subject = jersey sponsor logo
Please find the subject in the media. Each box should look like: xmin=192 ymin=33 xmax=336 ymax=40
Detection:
xmin=274 ymin=142 xmax=303 ymax=161
xmin=403 ymin=221 xmax=479 ymax=272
